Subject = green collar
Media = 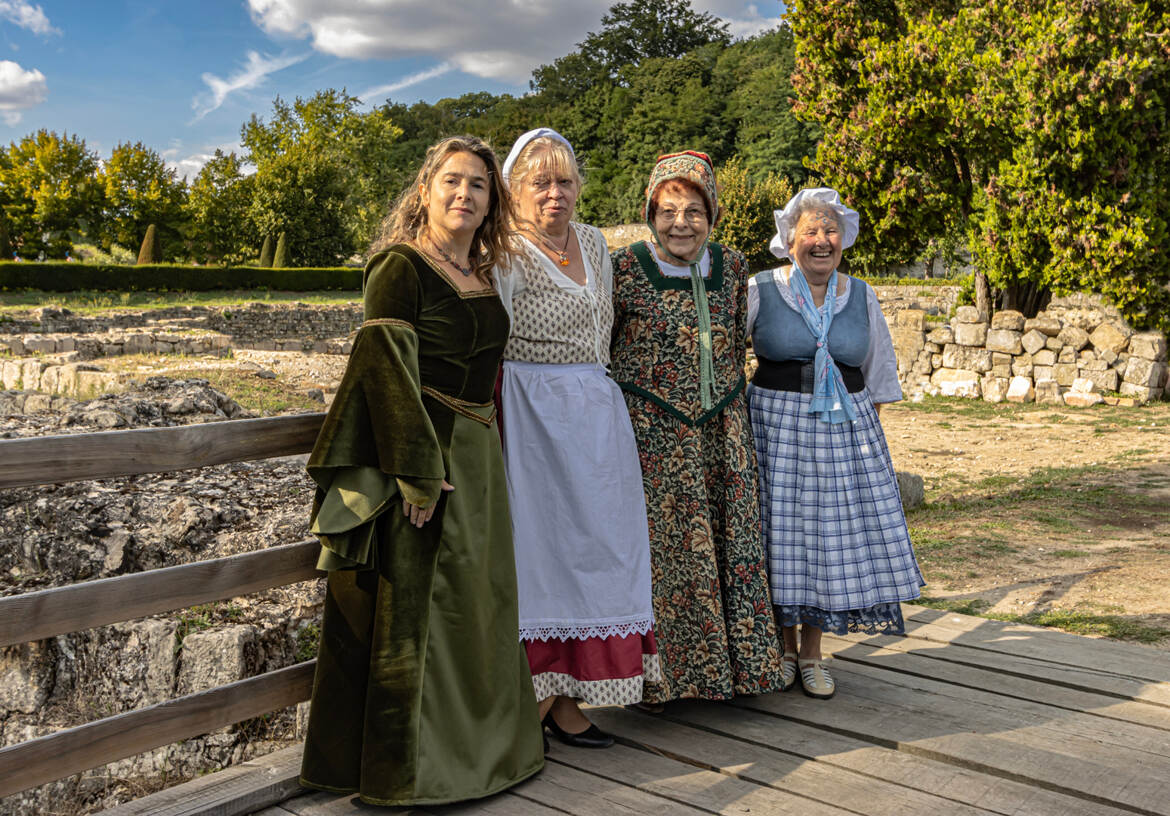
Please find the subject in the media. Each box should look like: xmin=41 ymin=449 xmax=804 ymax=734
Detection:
xmin=630 ymin=241 xmax=725 ymax=292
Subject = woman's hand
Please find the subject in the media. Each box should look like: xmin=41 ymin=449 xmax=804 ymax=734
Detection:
xmin=403 ymin=481 xmax=455 ymax=527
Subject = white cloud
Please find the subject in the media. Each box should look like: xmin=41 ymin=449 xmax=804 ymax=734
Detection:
xmin=0 ymin=0 xmax=58 ymax=36
xmin=192 ymin=50 xmax=308 ymax=121
xmin=360 ymin=62 xmax=453 ymax=104
xmin=0 ymin=59 xmax=47 ymax=125
xmin=247 ymin=1 xmax=781 ymax=85
xmin=162 ymin=140 xmax=253 ymax=179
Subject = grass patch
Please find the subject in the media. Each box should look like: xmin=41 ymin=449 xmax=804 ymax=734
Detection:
xmin=175 ymin=602 xmax=244 ymax=650
xmin=987 ymin=609 xmax=1170 ymax=644
xmin=1050 ymin=549 xmax=1092 ymax=558
xmin=917 ymin=596 xmax=992 ymax=616
xmin=191 ymin=368 xmax=323 ymax=415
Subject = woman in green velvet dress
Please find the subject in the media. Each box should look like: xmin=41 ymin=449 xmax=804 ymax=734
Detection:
xmin=299 ymin=135 xmax=544 ymax=806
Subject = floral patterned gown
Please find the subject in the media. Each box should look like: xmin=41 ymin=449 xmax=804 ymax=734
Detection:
xmin=609 ymin=240 xmax=784 ymax=703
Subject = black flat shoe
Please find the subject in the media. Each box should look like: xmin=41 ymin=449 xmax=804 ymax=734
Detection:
xmin=542 ymin=713 xmax=614 ymax=749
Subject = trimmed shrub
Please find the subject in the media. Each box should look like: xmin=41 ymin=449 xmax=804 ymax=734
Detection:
xmin=137 ymin=224 xmax=161 ymax=265
xmin=273 ymin=231 xmax=289 ymax=268
xmin=0 ymin=261 xmax=361 ymax=291
xmin=259 ymin=234 xmax=274 ymax=268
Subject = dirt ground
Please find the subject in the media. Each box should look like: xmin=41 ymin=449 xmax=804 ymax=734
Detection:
xmin=881 ymin=399 xmax=1170 ymax=645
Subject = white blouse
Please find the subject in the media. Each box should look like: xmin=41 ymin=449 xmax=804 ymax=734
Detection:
xmin=746 ymin=268 xmax=903 ymax=404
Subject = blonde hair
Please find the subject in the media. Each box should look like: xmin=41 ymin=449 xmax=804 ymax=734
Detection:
xmin=369 ymin=135 xmax=514 ymax=285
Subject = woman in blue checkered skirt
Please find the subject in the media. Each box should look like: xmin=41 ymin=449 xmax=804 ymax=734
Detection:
xmin=747 ymin=188 xmax=923 ymax=700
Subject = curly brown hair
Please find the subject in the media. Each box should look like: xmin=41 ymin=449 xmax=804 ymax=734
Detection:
xmin=369 ymin=135 xmax=515 ymax=285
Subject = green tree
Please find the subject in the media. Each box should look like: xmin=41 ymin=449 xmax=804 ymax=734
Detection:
xmin=242 ymin=89 xmax=402 ymax=256
xmin=531 ymin=0 xmax=730 ymax=102
xmin=259 ymin=234 xmax=274 ymax=268
xmin=712 ymin=158 xmax=794 ymax=271
xmin=273 ymin=231 xmax=289 ymax=268
xmin=0 ymin=130 xmax=103 ymax=258
xmin=98 ymin=141 xmax=187 ymax=259
xmin=137 ymin=223 xmax=160 ymax=264
xmin=185 ymin=149 xmax=254 ymax=265
xmin=790 ymin=0 xmax=1170 ymax=328
xmin=0 ymin=212 xmax=11 ymax=259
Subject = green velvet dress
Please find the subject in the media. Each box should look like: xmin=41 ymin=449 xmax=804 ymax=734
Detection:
xmin=299 ymin=244 xmax=544 ymax=806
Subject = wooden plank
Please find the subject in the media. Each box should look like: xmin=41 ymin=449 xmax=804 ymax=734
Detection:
xmin=97 ymin=745 xmax=304 ymax=816
xmin=0 ymin=540 xmax=321 ymax=648
xmin=587 ymin=706 xmax=1002 ymax=816
xmin=278 ymin=788 xmax=561 ymax=815
xmin=902 ymin=604 xmax=1170 ymax=685
xmin=735 ymin=657 xmax=1170 ymax=815
xmin=659 ymin=700 xmax=1142 ymax=816
xmin=825 ymin=631 xmax=1170 ymax=726
xmin=0 ymin=412 xmax=324 ymax=489
xmin=542 ymin=740 xmax=852 ymax=816
xmin=0 ymin=662 xmax=315 ymax=798
xmin=516 ymin=754 xmax=710 ymax=815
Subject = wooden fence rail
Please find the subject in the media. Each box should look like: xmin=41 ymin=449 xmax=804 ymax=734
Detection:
xmin=0 ymin=412 xmax=324 ymax=489
xmin=0 ymin=412 xmax=329 ymax=801
xmin=0 ymin=540 xmax=320 ymax=649
xmin=0 ymin=661 xmax=317 ymax=799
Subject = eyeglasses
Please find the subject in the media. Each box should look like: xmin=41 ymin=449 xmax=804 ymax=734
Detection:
xmin=657 ymin=207 xmax=707 ymax=225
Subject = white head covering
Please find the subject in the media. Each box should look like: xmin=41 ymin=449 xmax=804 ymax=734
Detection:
xmin=769 ymin=187 xmax=860 ymax=260
xmin=502 ymin=127 xmax=575 ymax=184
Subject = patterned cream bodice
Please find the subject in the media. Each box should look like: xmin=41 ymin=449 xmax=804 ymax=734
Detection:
xmin=502 ymin=223 xmax=614 ymax=366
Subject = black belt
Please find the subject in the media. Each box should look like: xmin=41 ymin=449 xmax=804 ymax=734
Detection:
xmin=752 ymin=358 xmax=865 ymax=394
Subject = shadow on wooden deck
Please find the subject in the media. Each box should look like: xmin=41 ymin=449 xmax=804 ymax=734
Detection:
xmin=102 ymin=604 xmax=1170 ymax=816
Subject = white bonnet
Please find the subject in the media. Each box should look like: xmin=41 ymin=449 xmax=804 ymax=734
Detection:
xmin=502 ymin=128 xmax=575 ymax=184
xmin=769 ymin=187 xmax=860 ymax=260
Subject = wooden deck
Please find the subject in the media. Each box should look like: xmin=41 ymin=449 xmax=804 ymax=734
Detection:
xmin=103 ymin=603 xmax=1170 ymax=816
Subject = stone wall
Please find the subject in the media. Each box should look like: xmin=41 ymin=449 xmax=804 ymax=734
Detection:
xmin=890 ymin=303 xmax=1169 ymax=405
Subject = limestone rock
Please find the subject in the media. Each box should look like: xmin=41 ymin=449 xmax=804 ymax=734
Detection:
xmin=1006 ymin=376 xmax=1035 ymax=403
xmin=953 ymin=322 xmax=988 ymax=347
xmin=0 ymin=642 xmax=54 ymax=713
xmin=981 ymin=375 xmax=1009 ymax=403
xmin=896 ymin=471 xmax=925 ymax=510
xmin=991 ymin=310 xmax=1025 ymax=331
xmin=986 ymin=329 xmax=1023 ymax=355
xmin=1056 ymin=325 xmax=1090 ymax=351
xmin=1099 ymin=348 xmax=1119 ymax=365
xmin=1033 ymin=349 xmax=1057 ymax=366
xmin=926 ymin=326 xmax=954 ymax=345
xmin=1045 ymin=335 xmax=1064 ymax=351
xmin=1035 ymin=380 xmax=1064 ymax=405
xmin=1080 ymin=358 xmax=1108 ymax=372
xmin=1057 ymin=346 xmax=1077 ymax=364
xmin=1119 ymin=382 xmax=1163 ymax=404
xmin=942 ymin=343 xmax=992 ymax=372
xmin=1129 ymin=332 xmax=1168 ymax=361
xmin=1033 ymin=365 xmax=1054 ymax=382
xmin=1021 ymin=329 xmax=1048 ymax=355
xmin=1080 ymin=368 xmax=1119 ymax=392
xmin=1089 ymin=321 xmax=1133 ymax=355
xmin=890 ymin=327 xmax=926 ymax=375
xmin=1123 ymin=357 xmax=1168 ymax=388
xmin=990 ymin=364 xmax=1012 ymax=379
xmin=1064 ymin=390 xmax=1104 ymax=407
xmin=1070 ymin=377 xmax=1098 ymax=394
xmin=1024 ymin=314 xmax=1062 ymax=336
xmin=178 ymin=625 xmax=259 ymax=696
xmin=1012 ymin=357 xmax=1034 ymax=377
xmin=930 ymin=367 xmax=981 ymax=398
xmin=895 ymin=309 xmax=927 ymax=330
xmin=955 ymin=305 xmax=983 ymax=324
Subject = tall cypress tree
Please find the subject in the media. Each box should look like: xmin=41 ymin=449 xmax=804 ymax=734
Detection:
xmin=259 ymin=234 xmax=274 ymax=268
xmin=137 ymin=223 xmax=160 ymax=265
xmin=273 ymin=231 xmax=289 ymax=268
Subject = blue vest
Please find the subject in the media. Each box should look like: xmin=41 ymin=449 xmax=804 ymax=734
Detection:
xmin=752 ymin=270 xmax=870 ymax=367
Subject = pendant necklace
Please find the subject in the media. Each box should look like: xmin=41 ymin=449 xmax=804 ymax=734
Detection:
xmin=528 ymin=228 xmax=571 ymax=267
xmin=430 ymin=241 xmax=475 ymax=277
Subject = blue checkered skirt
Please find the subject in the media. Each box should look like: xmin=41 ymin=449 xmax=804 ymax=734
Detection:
xmin=748 ymin=385 xmax=923 ymax=635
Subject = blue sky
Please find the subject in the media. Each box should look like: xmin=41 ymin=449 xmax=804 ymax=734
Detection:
xmin=0 ymin=1 xmax=784 ymax=180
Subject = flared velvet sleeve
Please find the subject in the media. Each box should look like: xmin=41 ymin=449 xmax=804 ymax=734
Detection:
xmin=307 ymin=248 xmax=446 ymax=570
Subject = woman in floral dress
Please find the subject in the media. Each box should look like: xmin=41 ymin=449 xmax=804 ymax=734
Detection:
xmin=609 ymin=151 xmax=784 ymax=705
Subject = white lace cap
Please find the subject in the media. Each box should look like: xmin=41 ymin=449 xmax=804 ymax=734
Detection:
xmin=770 ymin=187 xmax=860 ymax=260
xmin=502 ymin=127 xmax=575 ymax=183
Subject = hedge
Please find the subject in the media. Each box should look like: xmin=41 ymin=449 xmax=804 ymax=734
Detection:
xmin=0 ymin=262 xmax=362 ymax=292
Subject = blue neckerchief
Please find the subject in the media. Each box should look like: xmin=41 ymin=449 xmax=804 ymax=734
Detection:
xmin=789 ymin=267 xmax=857 ymax=424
